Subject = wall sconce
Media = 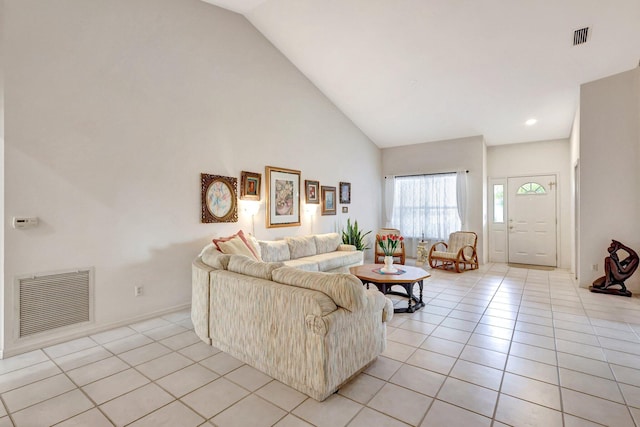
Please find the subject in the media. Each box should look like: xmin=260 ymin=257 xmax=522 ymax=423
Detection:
xmin=241 ymin=201 xmax=261 ymax=236
xmin=304 ymin=204 xmax=318 ymax=234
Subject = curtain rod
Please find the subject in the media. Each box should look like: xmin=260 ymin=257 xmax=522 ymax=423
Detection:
xmin=392 ymin=170 xmax=469 ymax=178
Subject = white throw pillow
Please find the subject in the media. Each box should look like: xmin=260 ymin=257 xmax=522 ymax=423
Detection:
xmin=259 ymin=240 xmax=291 ymax=262
xmin=286 ymin=236 xmax=317 ymax=259
xmin=314 ymin=233 xmax=342 ymax=254
xmin=218 ymin=235 xmax=260 ymax=261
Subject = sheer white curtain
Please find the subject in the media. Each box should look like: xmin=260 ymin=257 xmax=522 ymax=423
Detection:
xmin=391 ymin=174 xmax=461 ymax=257
xmin=456 ymin=170 xmax=468 ymax=229
xmin=384 ymin=176 xmax=396 ymax=227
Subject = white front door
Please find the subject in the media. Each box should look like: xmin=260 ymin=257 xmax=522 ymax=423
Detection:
xmin=507 ymin=175 xmax=557 ymax=266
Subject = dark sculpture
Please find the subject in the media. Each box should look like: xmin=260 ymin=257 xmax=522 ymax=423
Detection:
xmin=590 ymin=240 xmax=639 ymax=297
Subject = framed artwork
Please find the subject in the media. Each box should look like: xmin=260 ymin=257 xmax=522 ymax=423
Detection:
xmin=321 ymin=186 xmax=337 ymax=215
xmin=266 ymin=166 xmax=301 ymax=228
xmin=305 ymin=180 xmax=320 ymax=204
xmin=339 ymin=182 xmax=351 ymax=204
xmin=240 ymin=171 xmax=261 ymax=201
xmin=342 ymin=206 xmax=348 ymax=213
xmin=201 ymin=173 xmax=238 ymax=223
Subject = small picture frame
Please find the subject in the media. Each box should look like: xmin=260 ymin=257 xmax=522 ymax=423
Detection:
xmin=305 ymin=180 xmax=320 ymax=204
xmin=342 ymin=206 xmax=348 ymax=213
xmin=266 ymin=166 xmax=301 ymax=228
xmin=339 ymin=182 xmax=351 ymax=204
xmin=201 ymin=173 xmax=238 ymax=223
xmin=321 ymin=186 xmax=337 ymax=215
xmin=240 ymin=171 xmax=261 ymax=201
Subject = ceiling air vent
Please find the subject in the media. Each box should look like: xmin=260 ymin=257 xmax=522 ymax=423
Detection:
xmin=573 ymin=27 xmax=589 ymax=46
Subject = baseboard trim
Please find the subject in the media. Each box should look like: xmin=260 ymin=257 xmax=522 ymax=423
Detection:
xmin=507 ymin=263 xmax=555 ymax=271
xmin=0 ymin=303 xmax=191 ymax=360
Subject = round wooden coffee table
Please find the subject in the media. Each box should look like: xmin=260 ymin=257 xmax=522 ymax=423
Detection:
xmin=350 ymin=264 xmax=430 ymax=313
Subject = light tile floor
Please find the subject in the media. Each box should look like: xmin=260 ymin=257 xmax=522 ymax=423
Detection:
xmin=2 ymin=263 xmax=640 ymax=426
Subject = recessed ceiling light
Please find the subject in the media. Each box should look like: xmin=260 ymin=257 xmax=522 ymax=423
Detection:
xmin=525 ymin=118 xmax=538 ymax=126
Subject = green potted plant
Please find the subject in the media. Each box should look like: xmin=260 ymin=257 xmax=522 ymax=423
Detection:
xmin=342 ymin=218 xmax=372 ymax=251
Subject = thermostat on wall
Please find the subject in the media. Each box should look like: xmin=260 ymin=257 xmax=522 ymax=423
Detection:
xmin=12 ymin=217 xmax=39 ymax=229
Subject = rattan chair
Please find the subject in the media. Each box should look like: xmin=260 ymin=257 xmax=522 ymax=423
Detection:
xmin=428 ymin=231 xmax=479 ymax=273
xmin=374 ymin=228 xmax=406 ymax=265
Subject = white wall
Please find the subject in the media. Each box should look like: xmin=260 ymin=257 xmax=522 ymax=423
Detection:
xmin=381 ymin=136 xmax=487 ymax=263
xmin=579 ymin=67 xmax=640 ymax=290
xmin=482 ymin=141 xmax=488 ymax=262
xmin=2 ymin=0 xmax=381 ymax=356
xmin=487 ymin=139 xmax=571 ymax=269
xmin=570 ymin=110 xmax=581 ymax=167
xmin=0 ymin=0 xmax=5 ymax=352
xmin=569 ymin=108 xmax=580 ymax=278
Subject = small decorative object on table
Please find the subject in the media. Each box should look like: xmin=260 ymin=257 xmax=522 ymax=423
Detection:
xmin=377 ymin=233 xmax=404 ymax=273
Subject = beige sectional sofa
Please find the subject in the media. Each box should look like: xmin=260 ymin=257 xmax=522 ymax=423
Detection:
xmin=206 ymin=232 xmax=364 ymax=273
xmin=191 ymin=233 xmax=392 ymax=401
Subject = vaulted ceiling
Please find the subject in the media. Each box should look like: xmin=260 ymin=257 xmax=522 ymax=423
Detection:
xmin=202 ymin=0 xmax=640 ymax=148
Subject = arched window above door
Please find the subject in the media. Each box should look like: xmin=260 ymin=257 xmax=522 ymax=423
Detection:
xmin=516 ymin=182 xmax=546 ymax=195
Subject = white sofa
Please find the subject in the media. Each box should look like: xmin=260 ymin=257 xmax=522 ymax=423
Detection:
xmin=202 ymin=232 xmax=364 ymax=273
xmin=191 ymin=233 xmax=391 ymax=401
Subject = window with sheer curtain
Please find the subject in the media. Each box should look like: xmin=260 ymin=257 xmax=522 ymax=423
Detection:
xmin=391 ymin=174 xmax=461 ymax=247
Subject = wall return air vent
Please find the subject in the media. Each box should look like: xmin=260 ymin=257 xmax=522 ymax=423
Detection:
xmin=15 ymin=268 xmax=94 ymax=339
xmin=573 ymin=27 xmax=590 ymax=46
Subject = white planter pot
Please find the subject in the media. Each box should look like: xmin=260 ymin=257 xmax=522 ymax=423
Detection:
xmin=381 ymin=255 xmax=398 ymax=273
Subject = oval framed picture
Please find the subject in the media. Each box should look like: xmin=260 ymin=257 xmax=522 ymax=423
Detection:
xmin=201 ymin=174 xmax=238 ymax=223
